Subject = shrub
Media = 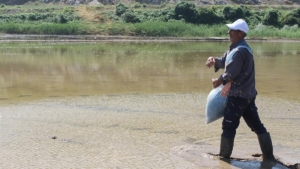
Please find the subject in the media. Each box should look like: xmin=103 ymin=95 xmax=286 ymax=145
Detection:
xmin=27 ymin=13 xmax=39 ymax=21
xmin=174 ymin=1 xmax=198 ymax=23
xmin=55 ymin=14 xmax=68 ymax=24
xmin=290 ymin=8 xmax=300 ymax=17
xmin=222 ymin=5 xmax=250 ymax=22
xmin=122 ymin=10 xmax=140 ymax=23
xmin=157 ymin=7 xmax=175 ymax=22
xmin=281 ymin=8 xmax=300 ymax=26
xmin=197 ymin=7 xmax=223 ymax=24
xmin=263 ymin=9 xmax=279 ymax=26
xmin=281 ymin=14 xmax=298 ymax=26
xmin=247 ymin=15 xmax=262 ymax=26
xmin=222 ymin=6 xmax=237 ymax=21
xmin=240 ymin=5 xmax=253 ymax=17
xmin=115 ymin=3 xmax=128 ymax=16
xmin=16 ymin=14 xmax=27 ymax=21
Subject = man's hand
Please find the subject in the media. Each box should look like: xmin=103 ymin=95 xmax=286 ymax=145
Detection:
xmin=206 ymin=57 xmax=215 ymax=68
xmin=221 ymin=81 xmax=231 ymax=97
xmin=212 ymin=78 xmax=222 ymax=88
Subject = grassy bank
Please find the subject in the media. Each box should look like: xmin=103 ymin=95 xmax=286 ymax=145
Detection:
xmin=2 ymin=21 xmax=300 ymax=39
xmin=1 ymin=3 xmax=300 ymax=39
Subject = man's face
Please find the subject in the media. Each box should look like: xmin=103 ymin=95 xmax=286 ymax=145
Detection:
xmin=228 ymin=29 xmax=244 ymax=43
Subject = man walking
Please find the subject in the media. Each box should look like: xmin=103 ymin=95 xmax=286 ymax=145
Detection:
xmin=205 ymin=19 xmax=276 ymax=161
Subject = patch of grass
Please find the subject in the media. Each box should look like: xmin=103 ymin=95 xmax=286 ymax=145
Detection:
xmin=131 ymin=21 xmax=228 ymax=37
xmin=92 ymin=21 xmax=229 ymax=37
xmin=250 ymin=24 xmax=300 ymax=39
xmin=0 ymin=21 xmax=88 ymax=35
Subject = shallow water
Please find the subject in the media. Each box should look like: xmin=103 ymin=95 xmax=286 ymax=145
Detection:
xmin=0 ymin=41 xmax=299 ymax=168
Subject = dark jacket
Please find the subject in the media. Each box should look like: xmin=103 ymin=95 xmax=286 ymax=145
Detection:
xmin=214 ymin=39 xmax=257 ymax=99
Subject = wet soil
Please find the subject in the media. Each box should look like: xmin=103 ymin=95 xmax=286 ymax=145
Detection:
xmin=0 ymin=34 xmax=285 ymax=42
xmin=0 ymin=94 xmax=299 ymax=168
xmin=2 ymin=34 xmax=300 ymax=43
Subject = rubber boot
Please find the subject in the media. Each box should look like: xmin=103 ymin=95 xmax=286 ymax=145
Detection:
xmin=219 ymin=136 xmax=234 ymax=158
xmin=258 ymin=132 xmax=276 ymax=161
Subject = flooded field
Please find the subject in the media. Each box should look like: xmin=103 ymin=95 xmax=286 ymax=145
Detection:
xmin=0 ymin=41 xmax=299 ymax=168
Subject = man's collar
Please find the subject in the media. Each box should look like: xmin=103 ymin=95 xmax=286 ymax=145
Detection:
xmin=230 ymin=39 xmax=246 ymax=50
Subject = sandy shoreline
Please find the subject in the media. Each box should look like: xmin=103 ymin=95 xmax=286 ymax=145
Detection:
xmin=2 ymin=34 xmax=300 ymax=42
xmin=0 ymin=94 xmax=299 ymax=168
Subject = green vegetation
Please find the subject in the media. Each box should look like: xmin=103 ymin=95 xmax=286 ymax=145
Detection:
xmin=1 ymin=2 xmax=300 ymax=39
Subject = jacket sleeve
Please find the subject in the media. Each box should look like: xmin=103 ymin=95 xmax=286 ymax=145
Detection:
xmin=214 ymin=51 xmax=227 ymax=72
xmin=218 ymin=50 xmax=244 ymax=84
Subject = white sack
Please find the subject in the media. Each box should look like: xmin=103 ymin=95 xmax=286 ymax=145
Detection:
xmin=205 ymin=84 xmax=228 ymax=124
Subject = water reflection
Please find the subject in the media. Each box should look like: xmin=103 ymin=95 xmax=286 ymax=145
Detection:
xmin=0 ymin=41 xmax=299 ymax=103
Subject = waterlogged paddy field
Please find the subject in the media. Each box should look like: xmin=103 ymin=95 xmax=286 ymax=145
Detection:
xmin=0 ymin=41 xmax=299 ymax=168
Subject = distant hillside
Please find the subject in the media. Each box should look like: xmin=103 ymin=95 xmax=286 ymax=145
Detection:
xmin=0 ymin=0 xmax=299 ymax=5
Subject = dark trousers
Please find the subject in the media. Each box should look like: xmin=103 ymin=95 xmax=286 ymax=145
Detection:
xmin=222 ymin=96 xmax=267 ymax=139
